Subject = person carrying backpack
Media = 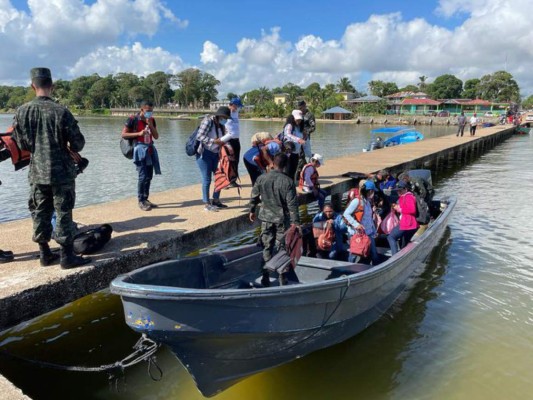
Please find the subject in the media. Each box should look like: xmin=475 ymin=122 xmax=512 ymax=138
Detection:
xmin=121 ymin=100 xmax=161 ymax=212
xmin=196 ymin=106 xmax=232 ymax=211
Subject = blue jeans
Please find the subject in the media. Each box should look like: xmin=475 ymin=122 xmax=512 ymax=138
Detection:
xmin=136 ymin=159 xmax=153 ymax=202
xmin=196 ymin=149 xmax=220 ymax=204
xmin=387 ymin=226 xmax=418 ymax=255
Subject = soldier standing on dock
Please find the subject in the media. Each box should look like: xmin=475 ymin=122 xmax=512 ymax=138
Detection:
xmin=12 ymin=67 xmax=91 ymax=269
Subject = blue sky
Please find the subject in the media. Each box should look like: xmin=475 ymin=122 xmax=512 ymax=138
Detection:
xmin=1 ymin=0 xmax=531 ymax=96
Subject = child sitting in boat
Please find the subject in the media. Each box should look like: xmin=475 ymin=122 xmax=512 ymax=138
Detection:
xmin=312 ymin=203 xmax=348 ymax=261
xmin=299 ymin=154 xmax=327 ymax=211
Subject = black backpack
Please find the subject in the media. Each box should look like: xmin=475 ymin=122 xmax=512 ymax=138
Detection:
xmin=414 ymin=195 xmax=430 ymax=225
xmin=73 ymin=224 xmax=113 ymax=255
xmin=120 ymin=115 xmax=139 ymax=159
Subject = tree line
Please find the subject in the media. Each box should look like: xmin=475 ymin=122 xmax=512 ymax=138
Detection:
xmin=0 ymin=68 xmax=524 ymax=116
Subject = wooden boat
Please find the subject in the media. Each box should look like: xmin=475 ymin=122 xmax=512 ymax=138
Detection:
xmin=111 ymin=197 xmax=456 ymax=397
xmin=364 ymin=126 xmax=424 ymax=151
xmin=515 ymin=126 xmax=530 ymax=135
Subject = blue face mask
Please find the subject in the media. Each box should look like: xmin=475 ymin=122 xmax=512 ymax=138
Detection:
xmin=144 ymin=111 xmax=153 ymax=118
xmin=219 ymin=118 xmax=227 ymax=126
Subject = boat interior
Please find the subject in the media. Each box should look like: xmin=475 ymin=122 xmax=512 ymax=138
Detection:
xmin=124 ymin=200 xmax=447 ymax=292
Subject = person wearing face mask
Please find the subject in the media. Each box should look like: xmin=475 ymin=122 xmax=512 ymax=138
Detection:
xmin=122 ymin=100 xmax=161 ymax=211
xmin=195 ymin=106 xmax=232 ymax=212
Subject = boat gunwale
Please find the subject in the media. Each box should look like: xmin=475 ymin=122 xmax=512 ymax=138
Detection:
xmin=110 ymin=197 xmax=456 ymax=301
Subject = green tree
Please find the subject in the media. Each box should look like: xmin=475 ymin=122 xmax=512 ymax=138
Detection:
xmin=226 ymin=92 xmax=238 ymax=101
xmin=68 ymin=74 xmax=101 ymax=107
xmin=172 ymin=68 xmax=201 ymax=108
xmin=418 ymin=75 xmax=428 ymax=91
xmin=144 ymin=71 xmax=173 ymax=107
xmin=128 ymin=85 xmax=153 ymax=106
xmin=53 ymin=80 xmax=71 ymax=105
xmin=303 ymin=82 xmax=322 ymax=111
xmin=522 ymin=95 xmax=533 ymax=110
xmin=336 ymin=77 xmax=355 ymax=93
xmin=426 ymin=74 xmax=463 ymax=99
xmin=198 ymin=72 xmax=220 ymax=108
xmin=87 ymin=75 xmax=116 ymax=108
xmin=478 ymin=71 xmax=520 ymax=102
xmin=398 ymin=84 xmax=418 ymax=92
xmin=114 ymin=73 xmax=141 ymax=107
xmin=368 ymin=80 xmax=399 ymax=97
xmin=6 ymin=87 xmax=30 ymax=109
xmin=462 ymin=79 xmax=481 ymax=99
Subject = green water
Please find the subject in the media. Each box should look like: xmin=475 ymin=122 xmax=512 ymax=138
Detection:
xmin=1 ymin=118 xmax=531 ymax=399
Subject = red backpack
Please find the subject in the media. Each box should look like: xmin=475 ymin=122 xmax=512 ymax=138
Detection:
xmin=0 ymin=127 xmax=31 ymax=171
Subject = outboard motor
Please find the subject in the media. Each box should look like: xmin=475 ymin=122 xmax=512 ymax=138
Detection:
xmin=369 ymin=136 xmax=384 ymax=151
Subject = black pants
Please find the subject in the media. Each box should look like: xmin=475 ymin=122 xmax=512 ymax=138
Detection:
xmin=229 ymin=138 xmax=241 ymax=171
xmin=244 ymin=158 xmax=262 ymax=187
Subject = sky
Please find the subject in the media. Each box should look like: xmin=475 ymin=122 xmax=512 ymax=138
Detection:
xmin=1 ymin=0 xmax=532 ymax=98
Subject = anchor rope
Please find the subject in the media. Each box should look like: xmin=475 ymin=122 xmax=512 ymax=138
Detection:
xmin=0 ymin=334 xmax=162 ymax=382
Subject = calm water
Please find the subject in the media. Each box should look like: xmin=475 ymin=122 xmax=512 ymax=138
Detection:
xmin=0 ymin=114 xmax=452 ymax=222
xmin=1 ymin=118 xmax=532 ymax=400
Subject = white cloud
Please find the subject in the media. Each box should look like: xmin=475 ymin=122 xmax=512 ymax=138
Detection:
xmin=69 ymin=42 xmax=185 ymax=77
xmin=0 ymin=0 xmax=187 ymax=83
xmin=1 ymin=0 xmax=533 ymax=97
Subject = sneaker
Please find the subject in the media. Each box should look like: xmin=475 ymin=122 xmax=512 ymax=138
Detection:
xmin=204 ymin=203 xmax=218 ymax=212
xmin=139 ymin=201 xmax=152 ymax=211
xmin=211 ymin=200 xmax=228 ymax=209
xmin=145 ymin=200 xmax=158 ymax=208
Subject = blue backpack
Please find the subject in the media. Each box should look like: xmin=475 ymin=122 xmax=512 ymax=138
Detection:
xmin=185 ymin=127 xmax=201 ymax=156
xmin=185 ymin=118 xmax=214 ymax=156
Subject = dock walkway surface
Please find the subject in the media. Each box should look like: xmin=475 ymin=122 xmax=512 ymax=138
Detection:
xmin=0 ymin=125 xmax=515 ymax=332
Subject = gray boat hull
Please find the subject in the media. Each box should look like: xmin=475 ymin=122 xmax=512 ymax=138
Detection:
xmin=111 ymin=198 xmax=455 ymax=397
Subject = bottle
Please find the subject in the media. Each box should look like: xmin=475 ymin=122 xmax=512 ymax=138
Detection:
xmin=144 ymin=125 xmax=151 ymax=143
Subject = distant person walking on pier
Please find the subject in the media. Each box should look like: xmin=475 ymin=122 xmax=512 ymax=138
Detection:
xmin=195 ymin=106 xmax=232 ymax=211
xmin=457 ymin=112 xmax=467 ymax=137
xmin=469 ymin=113 xmax=479 ymax=136
xmin=12 ymin=67 xmax=90 ymax=269
xmin=249 ymin=153 xmax=300 ymax=286
xmin=220 ymin=97 xmax=242 ymax=185
xmin=298 ymin=100 xmax=316 ymax=159
xmin=121 ymin=100 xmax=161 ymax=211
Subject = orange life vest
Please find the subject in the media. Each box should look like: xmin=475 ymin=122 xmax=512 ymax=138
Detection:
xmin=299 ymin=163 xmax=319 ymax=190
xmin=214 ymin=143 xmax=240 ymax=192
xmin=351 ymin=197 xmax=365 ymax=222
xmin=0 ymin=127 xmax=31 ymax=171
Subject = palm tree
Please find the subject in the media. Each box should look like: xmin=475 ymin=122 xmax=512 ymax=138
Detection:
xmin=336 ymin=77 xmax=355 ymax=93
xmin=418 ymin=75 xmax=428 ymax=91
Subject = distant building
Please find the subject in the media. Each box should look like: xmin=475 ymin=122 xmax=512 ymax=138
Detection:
xmin=337 ymin=91 xmax=357 ymax=101
xmin=400 ymin=98 xmax=441 ymax=115
xmin=209 ymin=100 xmax=229 ymax=111
xmin=273 ymin=93 xmax=289 ymax=105
xmin=322 ymin=106 xmax=352 ymax=120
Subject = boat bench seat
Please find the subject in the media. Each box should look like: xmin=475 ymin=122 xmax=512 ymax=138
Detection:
xmin=296 ymin=256 xmax=372 ymax=275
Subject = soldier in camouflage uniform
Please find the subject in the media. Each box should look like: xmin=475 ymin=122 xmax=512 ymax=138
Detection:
xmin=249 ymin=153 xmax=300 ymax=285
xmin=12 ymin=68 xmax=91 ymax=269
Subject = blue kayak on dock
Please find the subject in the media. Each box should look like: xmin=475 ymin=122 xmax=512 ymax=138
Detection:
xmin=364 ymin=126 xmax=424 ymax=151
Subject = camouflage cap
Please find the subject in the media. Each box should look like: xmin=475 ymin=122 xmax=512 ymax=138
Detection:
xmin=30 ymin=68 xmax=52 ymax=81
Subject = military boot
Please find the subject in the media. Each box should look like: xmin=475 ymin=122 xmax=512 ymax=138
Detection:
xmin=39 ymin=243 xmax=60 ymax=266
xmin=60 ymin=245 xmax=91 ymax=269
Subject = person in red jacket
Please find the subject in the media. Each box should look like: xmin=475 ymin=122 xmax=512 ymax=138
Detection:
xmin=387 ymin=181 xmax=419 ymax=255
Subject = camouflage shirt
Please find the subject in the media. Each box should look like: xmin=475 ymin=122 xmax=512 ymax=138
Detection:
xmin=12 ymin=96 xmax=85 ymax=185
xmin=250 ymin=169 xmax=300 ymax=224
xmin=303 ymin=109 xmax=316 ymax=137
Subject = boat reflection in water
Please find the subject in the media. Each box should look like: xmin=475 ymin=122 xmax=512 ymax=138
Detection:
xmin=111 ymin=198 xmax=456 ymax=397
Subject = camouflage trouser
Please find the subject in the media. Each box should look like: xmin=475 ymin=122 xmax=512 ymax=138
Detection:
xmin=29 ymin=182 xmax=76 ymax=246
xmin=260 ymin=221 xmax=287 ymax=264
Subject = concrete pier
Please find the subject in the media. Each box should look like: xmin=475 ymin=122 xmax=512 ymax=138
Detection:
xmin=0 ymin=125 xmax=515 ymax=332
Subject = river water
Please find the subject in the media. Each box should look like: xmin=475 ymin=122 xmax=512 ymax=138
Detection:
xmin=1 ymin=116 xmax=532 ymax=399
